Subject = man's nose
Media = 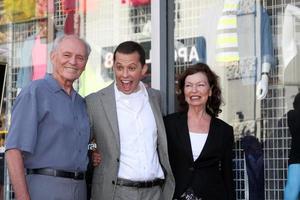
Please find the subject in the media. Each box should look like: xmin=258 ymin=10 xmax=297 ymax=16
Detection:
xmin=69 ymin=56 xmax=77 ymax=65
xmin=122 ymin=69 xmax=128 ymax=77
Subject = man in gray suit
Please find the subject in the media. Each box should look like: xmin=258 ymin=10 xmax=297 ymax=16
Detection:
xmin=86 ymin=41 xmax=175 ymax=200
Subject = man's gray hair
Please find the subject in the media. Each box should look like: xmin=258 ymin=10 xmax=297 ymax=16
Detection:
xmin=52 ymin=34 xmax=91 ymax=58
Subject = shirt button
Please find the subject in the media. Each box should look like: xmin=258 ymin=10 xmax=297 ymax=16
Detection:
xmin=116 ymin=158 xmax=120 ymax=162
xmin=79 ymin=150 xmax=82 ymax=153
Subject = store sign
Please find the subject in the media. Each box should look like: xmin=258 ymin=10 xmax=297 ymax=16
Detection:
xmin=175 ymin=46 xmax=199 ymax=63
xmin=102 ymin=39 xmax=201 ymax=69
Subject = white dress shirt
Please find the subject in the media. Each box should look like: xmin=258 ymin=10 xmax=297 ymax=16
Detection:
xmin=114 ymin=83 xmax=165 ymax=181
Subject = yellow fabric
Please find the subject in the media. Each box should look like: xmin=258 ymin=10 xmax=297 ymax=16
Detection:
xmin=217 ymin=36 xmax=238 ymax=44
xmin=216 ymin=0 xmax=239 ymax=63
xmin=4 ymin=0 xmax=36 ymax=22
xmin=219 ymin=18 xmax=237 ymax=26
xmin=216 ymin=55 xmax=240 ymax=62
xmin=224 ymin=4 xmax=238 ymax=10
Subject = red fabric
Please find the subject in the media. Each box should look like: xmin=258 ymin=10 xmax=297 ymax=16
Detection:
xmin=121 ymin=0 xmax=150 ymax=6
xmin=130 ymin=0 xmax=150 ymax=6
xmin=62 ymin=0 xmax=77 ymax=14
xmin=64 ymin=13 xmax=75 ymax=34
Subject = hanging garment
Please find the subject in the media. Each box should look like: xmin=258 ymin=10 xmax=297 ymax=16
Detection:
xmin=121 ymin=0 xmax=150 ymax=7
xmin=32 ymin=36 xmax=47 ymax=80
xmin=4 ymin=0 xmax=35 ymax=22
xmin=195 ymin=36 xmax=207 ymax=64
xmin=282 ymin=4 xmax=300 ymax=69
xmin=216 ymin=0 xmax=240 ymax=63
xmin=62 ymin=0 xmax=77 ymax=14
xmin=241 ymin=135 xmax=264 ymax=200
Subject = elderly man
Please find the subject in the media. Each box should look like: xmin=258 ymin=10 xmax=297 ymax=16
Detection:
xmin=5 ymin=34 xmax=91 ymax=200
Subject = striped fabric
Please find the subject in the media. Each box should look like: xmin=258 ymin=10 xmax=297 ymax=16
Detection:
xmin=216 ymin=0 xmax=240 ymax=63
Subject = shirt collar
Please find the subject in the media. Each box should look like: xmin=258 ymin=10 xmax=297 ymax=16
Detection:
xmin=45 ymin=73 xmax=75 ymax=96
xmin=114 ymin=81 xmax=148 ymax=101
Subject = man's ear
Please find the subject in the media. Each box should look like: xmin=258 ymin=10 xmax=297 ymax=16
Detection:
xmin=50 ymin=51 xmax=55 ymax=65
xmin=142 ymin=64 xmax=148 ymax=75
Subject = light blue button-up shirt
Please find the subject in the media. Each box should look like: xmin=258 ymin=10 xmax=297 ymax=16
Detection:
xmin=6 ymin=74 xmax=90 ymax=172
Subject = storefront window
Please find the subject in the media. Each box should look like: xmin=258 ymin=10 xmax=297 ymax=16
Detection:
xmin=0 ymin=0 xmax=299 ymax=199
xmin=173 ymin=0 xmax=299 ymax=199
xmin=0 ymin=0 xmax=153 ymax=199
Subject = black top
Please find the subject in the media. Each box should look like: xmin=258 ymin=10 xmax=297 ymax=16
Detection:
xmin=287 ymin=109 xmax=300 ymax=164
xmin=164 ymin=112 xmax=235 ymax=200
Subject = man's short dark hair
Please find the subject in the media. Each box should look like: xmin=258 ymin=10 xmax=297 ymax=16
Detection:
xmin=113 ymin=41 xmax=146 ymax=65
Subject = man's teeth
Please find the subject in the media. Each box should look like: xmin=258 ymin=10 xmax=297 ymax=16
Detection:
xmin=66 ymin=67 xmax=77 ymax=72
xmin=122 ymin=80 xmax=130 ymax=84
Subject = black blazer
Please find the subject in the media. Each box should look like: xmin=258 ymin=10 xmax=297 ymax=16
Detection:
xmin=164 ymin=112 xmax=235 ymax=200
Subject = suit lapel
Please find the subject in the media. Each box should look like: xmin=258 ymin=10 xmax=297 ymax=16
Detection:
xmin=99 ymin=84 xmax=120 ymax=149
xmin=177 ymin=113 xmax=194 ymax=162
xmin=147 ymin=89 xmax=165 ymax=143
xmin=195 ymin=117 xmax=216 ymax=161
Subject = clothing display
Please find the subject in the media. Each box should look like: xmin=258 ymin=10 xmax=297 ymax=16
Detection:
xmin=241 ymin=135 xmax=264 ymax=200
xmin=17 ymin=34 xmax=55 ymax=89
xmin=216 ymin=0 xmax=240 ymax=63
xmin=121 ymin=0 xmax=150 ymax=7
xmin=282 ymin=4 xmax=300 ymax=85
xmin=282 ymin=4 xmax=300 ymax=68
xmin=223 ymin=0 xmax=274 ymax=123
xmin=4 ymin=0 xmax=35 ymax=22
xmin=194 ymin=36 xmax=207 ymax=64
xmin=31 ymin=36 xmax=47 ymax=80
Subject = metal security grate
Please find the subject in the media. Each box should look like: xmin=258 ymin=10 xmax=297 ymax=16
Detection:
xmin=261 ymin=0 xmax=300 ymax=199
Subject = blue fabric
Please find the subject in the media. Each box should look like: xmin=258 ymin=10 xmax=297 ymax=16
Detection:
xmin=194 ymin=36 xmax=207 ymax=64
xmin=6 ymin=74 xmax=90 ymax=172
xmin=260 ymin=8 xmax=275 ymax=66
xmin=16 ymin=67 xmax=32 ymax=89
xmin=284 ymin=164 xmax=300 ymax=200
xmin=241 ymin=135 xmax=264 ymax=200
xmin=17 ymin=34 xmax=55 ymax=89
xmin=236 ymin=5 xmax=274 ymax=68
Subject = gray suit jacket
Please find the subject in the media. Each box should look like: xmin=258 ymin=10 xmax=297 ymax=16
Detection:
xmin=85 ymin=83 xmax=175 ymax=200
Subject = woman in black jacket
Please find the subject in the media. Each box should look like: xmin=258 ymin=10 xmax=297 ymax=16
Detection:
xmin=164 ymin=63 xmax=235 ymax=200
xmin=284 ymin=92 xmax=300 ymax=200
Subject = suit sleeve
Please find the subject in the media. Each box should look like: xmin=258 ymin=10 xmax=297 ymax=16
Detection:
xmin=221 ymin=126 xmax=235 ymax=200
xmin=85 ymin=96 xmax=95 ymax=140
